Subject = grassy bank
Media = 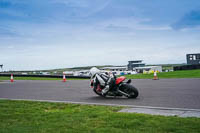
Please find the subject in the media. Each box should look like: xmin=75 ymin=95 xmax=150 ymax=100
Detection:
xmin=125 ymin=69 xmax=200 ymax=79
xmin=0 ymin=76 xmax=87 ymax=80
xmin=0 ymin=100 xmax=200 ymax=133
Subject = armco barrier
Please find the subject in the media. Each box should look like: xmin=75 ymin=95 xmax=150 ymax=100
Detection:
xmin=174 ymin=64 xmax=200 ymax=71
xmin=0 ymin=74 xmax=90 ymax=79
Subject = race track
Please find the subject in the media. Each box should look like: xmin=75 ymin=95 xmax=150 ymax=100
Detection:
xmin=0 ymin=79 xmax=200 ymax=109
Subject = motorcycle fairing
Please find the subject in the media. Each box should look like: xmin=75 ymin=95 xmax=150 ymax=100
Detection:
xmin=116 ymin=76 xmax=126 ymax=85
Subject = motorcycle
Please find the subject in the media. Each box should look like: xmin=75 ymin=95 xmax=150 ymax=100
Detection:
xmin=90 ymin=73 xmax=139 ymax=98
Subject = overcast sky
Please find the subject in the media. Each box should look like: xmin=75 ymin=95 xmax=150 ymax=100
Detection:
xmin=0 ymin=0 xmax=200 ymax=70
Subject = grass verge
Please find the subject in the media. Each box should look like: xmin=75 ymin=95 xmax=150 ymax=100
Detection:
xmin=0 ymin=76 xmax=87 ymax=80
xmin=0 ymin=100 xmax=200 ymax=133
xmin=125 ymin=69 xmax=200 ymax=79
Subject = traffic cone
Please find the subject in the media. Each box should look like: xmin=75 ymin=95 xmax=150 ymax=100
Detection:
xmin=153 ymin=71 xmax=159 ymax=80
xmin=10 ymin=74 xmax=14 ymax=82
xmin=63 ymin=73 xmax=66 ymax=82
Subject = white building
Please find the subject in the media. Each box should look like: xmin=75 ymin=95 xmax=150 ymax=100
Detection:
xmin=101 ymin=66 xmax=137 ymax=75
xmin=63 ymin=71 xmax=74 ymax=76
xmin=40 ymin=72 xmax=50 ymax=75
xmin=135 ymin=66 xmax=162 ymax=73
xmin=101 ymin=66 xmax=127 ymax=71
xmin=64 ymin=70 xmax=90 ymax=76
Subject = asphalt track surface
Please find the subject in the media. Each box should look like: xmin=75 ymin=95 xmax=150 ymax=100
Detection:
xmin=0 ymin=79 xmax=200 ymax=109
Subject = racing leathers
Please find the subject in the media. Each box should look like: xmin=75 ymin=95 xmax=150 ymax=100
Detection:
xmin=92 ymin=72 xmax=115 ymax=95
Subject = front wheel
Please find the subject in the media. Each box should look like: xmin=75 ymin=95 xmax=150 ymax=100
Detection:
xmin=120 ymin=84 xmax=139 ymax=98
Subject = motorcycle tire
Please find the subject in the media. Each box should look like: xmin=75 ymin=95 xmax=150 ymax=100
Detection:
xmin=120 ymin=84 xmax=139 ymax=98
xmin=93 ymin=85 xmax=104 ymax=97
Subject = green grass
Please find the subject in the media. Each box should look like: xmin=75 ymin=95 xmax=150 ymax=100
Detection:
xmin=125 ymin=69 xmax=200 ymax=79
xmin=0 ymin=76 xmax=87 ymax=80
xmin=0 ymin=100 xmax=200 ymax=133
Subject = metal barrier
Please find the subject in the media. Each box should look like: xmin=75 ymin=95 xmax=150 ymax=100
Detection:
xmin=174 ymin=64 xmax=200 ymax=71
xmin=0 ymin=74 xmax=90 ymax=79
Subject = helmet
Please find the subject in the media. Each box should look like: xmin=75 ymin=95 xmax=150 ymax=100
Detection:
xmin=89 ymin=67 xmax=100 ymax=77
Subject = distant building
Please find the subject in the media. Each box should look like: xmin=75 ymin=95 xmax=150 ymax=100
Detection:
xmin=101 ymin=66 xmax=127 ymax=71
xmin=21 ymin=72 xmax=28 ymax=75
xmin=135 ymin=66 xmax=162 ymax=73
xmin=174 ymin=53 xmax=200 ymax=71
xmin=100 ymin=66 xmax=137 ymax=75
xmin=40 ymin=72 xmax=50 ymax=75
xmin=186 ymin=53 xmax=200 ymax=65
xmin=63 ymin=71 xmax=74 ymax=76
xmin=127 ymin=60 xmax=145 ymax=70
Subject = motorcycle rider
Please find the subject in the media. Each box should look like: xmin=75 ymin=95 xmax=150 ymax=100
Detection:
xmin=90 ymin=67 xmax=115 ymax=96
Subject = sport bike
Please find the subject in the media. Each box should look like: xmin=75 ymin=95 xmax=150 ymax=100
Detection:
xmin=90 ymin=75 xmax=139 ymax=98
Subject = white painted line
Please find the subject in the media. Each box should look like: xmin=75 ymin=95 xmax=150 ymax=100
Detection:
xmin=119 ymin=108 xmax=200 ymax=118
xmin=0 ymin=81 xmax=10 ymax=83
xmin=1 ymin=98 xmax=200 ymax=112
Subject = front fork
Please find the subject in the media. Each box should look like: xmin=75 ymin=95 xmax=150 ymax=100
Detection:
xmin=117 ymin=83 xmax=130 ymax=97
xmin=118 ymin=90 xmax=130 ymax=97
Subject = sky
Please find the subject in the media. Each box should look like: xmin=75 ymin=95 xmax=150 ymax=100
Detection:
xmin=0 ymin=0 xmax=200 ymax=71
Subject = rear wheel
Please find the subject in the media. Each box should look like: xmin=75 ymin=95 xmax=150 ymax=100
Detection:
xmin=93 ymin=84 xmax=104 ymax=97
xmin=120 ymin=84 xmax=139 ymax=98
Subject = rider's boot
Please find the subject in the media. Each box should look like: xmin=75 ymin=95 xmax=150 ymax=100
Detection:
xmin=102 ymin=85 xmax=109 ymax=96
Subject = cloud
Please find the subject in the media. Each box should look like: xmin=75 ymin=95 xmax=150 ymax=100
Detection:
xmin=53 ymin=0 xmax=93 ymax=8
xmin=0 ymin=26 xmax=19 ymax=37
xmin=171 ymin=9 xmax=200 ymax=30
xmin=0 ymin=0 xmax=200 ymax=70
xmin=105 ymin=24 xmax=132 ymax=32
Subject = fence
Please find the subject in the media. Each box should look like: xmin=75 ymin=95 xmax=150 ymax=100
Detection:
xmin=174 ymin=64 xmax=200 ymax=71
xmin=0 ymin=74 xmax=90 ymax=79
